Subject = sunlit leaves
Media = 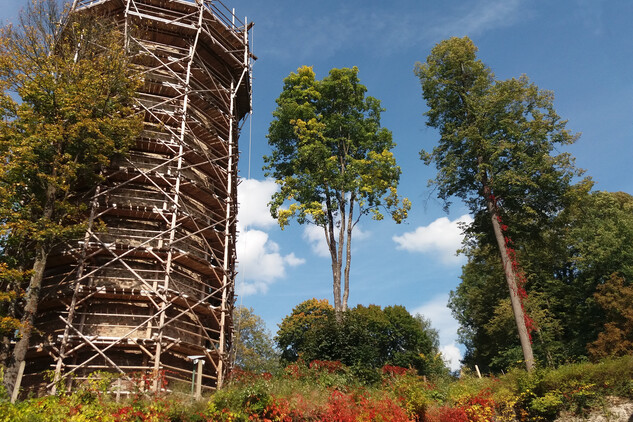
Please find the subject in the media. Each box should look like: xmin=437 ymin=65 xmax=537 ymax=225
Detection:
xmin=232 ymin=306 xmax=280 ymax=373
xmin=265 ymin=66 xmax=409 ymax=314
xmin=415 ymin=37 xmax=580 ymax=225
xmin=0 ymin=6 xmax=142 ymax=249
xmin=265 ymin=65 xmax=409 ymax=230
xmin=589 ymin=274 xmax=633 ymax=360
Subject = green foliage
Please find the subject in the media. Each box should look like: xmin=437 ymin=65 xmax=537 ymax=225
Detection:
xmin=265 ymin=66 xmax=410 ymax=314
xmin=0 ymin=2 xmax=142 ymax=249
xmin=560 ymin=191 xmax=633 ymax=355
xmin=415 ymin=36 xmax=579 ymax=223
xmin=231 ymin=306 xmax=280 ymax=374
xmin=0 ymin=263 xmax=25 ymax=339
xmin=275 ymin=298 xmax=336 ymax=363
xmin=451 ymin=190 xmax=633 ymax=371
xmin=417 ymin=35 xmax=583 ymax=373
xmin=265 ymin=65 xmax=408 ymax=227
xmin=276 ymin=299 xmax=447 ymax=378
xmin=0 ymin=0 xmax=142 ymax=388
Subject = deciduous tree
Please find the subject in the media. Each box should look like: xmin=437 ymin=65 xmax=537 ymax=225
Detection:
xmin=0 ymin=0 xmax=141 ymax=392
xmin=416 ymin=37 xmax=580 ymax=371
xmin=589 ymin=274 xmax=633 ymax=359
xmin=276 ymin=299 xmax=446 ymax=377
xmin=231 ymin=306 xmax=280 ymax=373
xmin=449 ymin=190 xmax=633 ymax=371
xmin=275 ymin=298 xmax=335 ymax=363
xmin=265 ymin=66 xmax=410 ymax=318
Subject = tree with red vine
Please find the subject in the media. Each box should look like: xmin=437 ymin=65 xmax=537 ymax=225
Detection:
xmin=416 ymin=37 xmax=581 ymax=371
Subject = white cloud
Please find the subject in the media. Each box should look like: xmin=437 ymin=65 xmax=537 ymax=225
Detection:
xmin=353 ymin=226 xmax=371 ymax=241
xmin=412 ymin=294 xmax=463 ymax=372
xmin=441 ymin=343 xmax=463 ymax=372
xmin=238 ymin=280 xmax=269 ymax=297
xmin=236 ymin=229 xmax=305 ymax=296
xmin=429 ymin=0 xmax=523 ymax=40
xmin=235 ymin=178 xmax=306 ymax=296
xmin=393 ymin=214 xmax=472 ymax=265
xmin=284 ymin=253 xmax=305 ymax=267
xmin=303 ymin=225 xmax=330 ymax=258
xmin=238 ymin=178 xmax=278 ymax=230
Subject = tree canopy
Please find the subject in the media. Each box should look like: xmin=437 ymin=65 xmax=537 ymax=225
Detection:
xmin=231 ymin=306 xmax=280 ymax=374
xmin=265 ymin=66 xmax=410 ymax=317
xmin=275 ymin=299 xmax=447 ymax=379
xmin=416 ymin=36 xmax=582 ymax=371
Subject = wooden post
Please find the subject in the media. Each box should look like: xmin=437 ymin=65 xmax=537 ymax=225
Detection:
xmin=475 ymin=365 xmax=482 ymax=379
xmin=10 ymin=360 xmax=25 ymax=403
xmin=195 ymin=359 xmax=204 ymax=399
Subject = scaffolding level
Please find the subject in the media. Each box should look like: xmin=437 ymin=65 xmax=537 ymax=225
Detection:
xmin=22 ymin=0 xmax=252 ymax=395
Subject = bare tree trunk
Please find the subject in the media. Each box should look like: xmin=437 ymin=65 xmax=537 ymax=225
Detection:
xmin=342 ymin=196 xmax=354 ymax=312
xmin=484 ymin=187 xmax=535 ymax=372
xmin=4 ymin=180 xmax=56 ymax=394
xmin=324 ymin=196 xmax=342 ymax=320
xmin=3 ymin=244 xmax=49 ymax=395
xmin=333 ymin=201 xmax=346 ymax=320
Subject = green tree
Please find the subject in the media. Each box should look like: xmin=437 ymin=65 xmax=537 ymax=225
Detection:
xmin=231 ymin=306 xmax=280 ymax=373
xmin=265 ymin=66 xmax=410 ymax=318
xmin=276 ymin=299 xmax=446 ymax=377
xmin=275 ymin=298 xmax=336 ymax=363
xmin=416 ymin=37 xmax=581 ymax=371
xmin=559 ymin=191 xmax=633 ymax=355
xmin=0 ymin=0 xmax=141 ymax=392
xmin=449 ymin=190 xmax=633 ymax=371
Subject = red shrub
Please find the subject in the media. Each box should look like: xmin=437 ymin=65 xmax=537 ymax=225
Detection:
xmin=381 ymin=365 xmax=410 ymax=377
xmin=309 ymin=360 xmax=346 ymax=374
xmin=426 ymin=406 xmax=470 ymax=422
xmin=320 ymin=390 xmax=412 ymax=422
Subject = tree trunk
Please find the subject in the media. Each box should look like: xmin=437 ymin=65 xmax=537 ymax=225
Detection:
xmin=342 ymin=196 xmax=354 ymax=313
xmin=3 ymin=243 xmax=49 ymax=395
xmin=328 ymin=199 xmax=346 ymax=321
xmin=323 ymin=193 xmax=343 ymax=320
xmin=484 ymin=188 xmax=535 ymax=372
xmin=4 ymin=179 xmax=56 ymax=395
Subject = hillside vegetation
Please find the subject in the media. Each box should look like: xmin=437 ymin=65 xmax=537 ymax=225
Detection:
xmin=2 ymin=355 xmax=633 ymax=421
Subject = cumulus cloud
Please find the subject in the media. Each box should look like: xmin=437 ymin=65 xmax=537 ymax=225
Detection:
xmin=440 ymin=343 xmax=463 ymax=372
xmin=412 ymin=294 xmax=463 ymax=372
xmin=238 ymin=178 xmax=279 ymax=229
xmin=236 ymin=229 xmax=305 ymax=296
xmin=236 ymin=178 xmax=305 ymax=296
xmin=393 ymin=214 xmax=472 ymax=265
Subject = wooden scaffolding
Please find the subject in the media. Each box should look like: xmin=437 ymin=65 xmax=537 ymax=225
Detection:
xmin=22 ymin=0 xmax=252 ymax=395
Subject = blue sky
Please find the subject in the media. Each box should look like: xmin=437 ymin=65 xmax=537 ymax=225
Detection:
xmin=3 ymin=0 xmax=632 ymax=370
xmin=230 ymin=0 xmax=633 ymax=370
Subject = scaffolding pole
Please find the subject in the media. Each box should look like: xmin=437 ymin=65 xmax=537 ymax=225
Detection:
xmin=19 ymin=0 xmax=253 ymax=397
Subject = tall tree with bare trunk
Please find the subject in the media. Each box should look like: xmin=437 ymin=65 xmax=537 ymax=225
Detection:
xmin=265 ymin=66 xmax=410 ymax=319
xmin=415 ymin=37 xmax=580 ymax=371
